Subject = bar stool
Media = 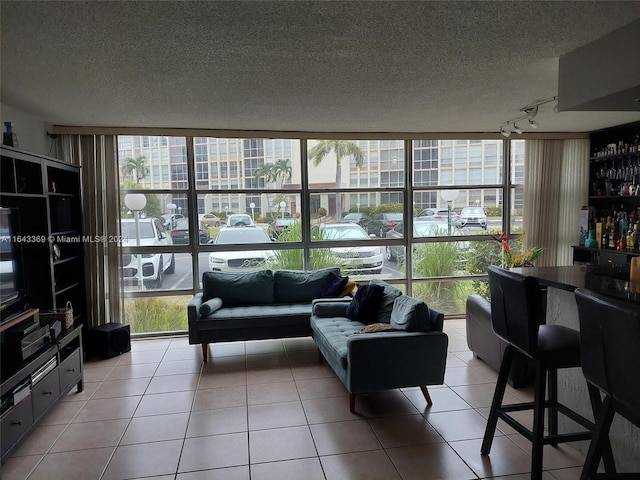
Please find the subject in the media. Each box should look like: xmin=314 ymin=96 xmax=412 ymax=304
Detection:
xmin=481 ymin=266 xmax=613 ymax=480
xmin=575 ymin=288 xmax=640 ymax=480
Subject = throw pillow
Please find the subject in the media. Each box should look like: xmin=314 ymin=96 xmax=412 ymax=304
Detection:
xmin=202 ymin=270 xmax=274 ymax=306
xmin=390 ymin=295 xmax=431 ymax=332
xmin=357 ymin=323 xmax=401 ymax=334
xmin=199 ymin=297 xmax=223 ymax=316
xmin=345 ymin=284 xmax=384 ymax=324
xmin=320 ymin=272 xmax=349 ymax=298
xmin=369 ymin=279 xmax=403 ymax=323
xmin=273 ymin=268 xmax=340 ymax=303
xmin=339 ymin=280 xmax=357 ymax=297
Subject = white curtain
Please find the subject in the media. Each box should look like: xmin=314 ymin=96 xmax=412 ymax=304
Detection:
xmin=59 ymin=135 xmax=123 ymax=327
xmin=524 ymin=139 xmax=589 ymax=267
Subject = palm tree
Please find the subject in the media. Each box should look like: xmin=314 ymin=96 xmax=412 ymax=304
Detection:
xmin=308 ymin=140 xmax=365 ymax=221
xmin=122 ymin=156 xmax=149 ymax=183
xmin=254 ymin=158 xmax=292 ymax=219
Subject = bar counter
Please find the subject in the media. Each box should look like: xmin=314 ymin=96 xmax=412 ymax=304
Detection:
xmin=510 ymin=265 xmax=639 ymax=472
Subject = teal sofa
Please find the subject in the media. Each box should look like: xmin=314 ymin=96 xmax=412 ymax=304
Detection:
xmin=188 ymin=268 xmax=341 ymax=362
xmin=310 ymin=280 xmax=448 ymax=412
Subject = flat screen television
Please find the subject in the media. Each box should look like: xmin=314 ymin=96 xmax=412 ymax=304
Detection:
xmin=0 ymin=207 xmax=26 ymax=321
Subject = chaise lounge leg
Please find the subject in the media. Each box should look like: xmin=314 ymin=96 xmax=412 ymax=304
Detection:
xmin=420 ymin=386 xmax=433 ymax=407
xmin=201 ymin=343 xmax=209 ymax=363
xmin=349 ymin=393 xmax=356 ymax=413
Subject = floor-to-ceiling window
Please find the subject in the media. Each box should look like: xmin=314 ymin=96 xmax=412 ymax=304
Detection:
xmin=117 ymin=135 xmax=525 ymax=333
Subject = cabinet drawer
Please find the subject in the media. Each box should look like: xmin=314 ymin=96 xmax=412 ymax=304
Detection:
xmin=59 ymin=349 xmax=82 ymax=392
xmin=1 ymin=396 xmax=33 ymax=456
xmin=31 ymin=370 xmax=60 ymax=421
xmin=599 ymin=250 xmax=627 ymax=265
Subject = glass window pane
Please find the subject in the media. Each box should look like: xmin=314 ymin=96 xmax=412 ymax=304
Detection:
xmin=124 ymin=295 xmax=191 ymax=334
xmin=118 ymin=136 xmax=187 ymax=190
xmin=411 ymin=278 xmax=484 ymax=316
xmin=308 ymin=139 xmax=405 ymax=190
xmin=121 ymin=252 xmax=192 ymax=292
xmin=309 ymin=248 xmax=384 ymax=279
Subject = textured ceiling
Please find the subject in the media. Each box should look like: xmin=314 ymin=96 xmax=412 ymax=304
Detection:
xmin=2 ymin=0 xmax=640 ymax=134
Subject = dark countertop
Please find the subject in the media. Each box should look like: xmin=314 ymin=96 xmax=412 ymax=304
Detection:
xmin=509 ymin=265 xmax=639 ymax=304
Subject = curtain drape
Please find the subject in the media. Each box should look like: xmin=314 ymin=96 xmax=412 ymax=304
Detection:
xmin=524 ymin=139 xmax=589 ymax=267
xmin=59 ymin=134 xmax=122 ymax=327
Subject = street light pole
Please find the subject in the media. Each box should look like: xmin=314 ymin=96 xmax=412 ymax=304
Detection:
xmin=249 ymin=202 xmax=256 ymax=221
xmin=279 ymin=201 xmax=286 ymax=219
xmin=125 ymin=194 xmax=147 ymax=290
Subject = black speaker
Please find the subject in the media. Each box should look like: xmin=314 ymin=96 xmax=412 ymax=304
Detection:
xmin=87 ymin=323 xmax=131 ymax=358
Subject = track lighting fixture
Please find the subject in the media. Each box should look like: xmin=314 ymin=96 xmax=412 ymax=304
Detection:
xmin=498 ymin=96 xmax=557 ymax=135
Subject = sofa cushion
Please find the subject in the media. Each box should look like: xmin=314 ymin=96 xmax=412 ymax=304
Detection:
xmin=345 ymin=283 xmax=384 ymax=324
xmin=199 ymin=297 xmax=223 ymax=316
xmin=320 ymin=272 xmax=349 ymax=298
xmin=369 ymin=279 xmax=403 ymax=324
xmin=197 ymin=304 xmax=311 ymax=329
xmin=390 ymin=295 xmax=431 ymax=332
xmin=311 ymin=316 xmax=364 ymax=369
xmin=202 ymin=270 xmax=274 ymax=306
xmin=273 ymin=268 xmax=340 ymax=303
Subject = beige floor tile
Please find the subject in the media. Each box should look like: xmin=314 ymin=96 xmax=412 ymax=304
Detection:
xmin=247 ymin=380 xmax=300 ymax=405
xmin=155 ymin=359 xmax=202 ymax=376
xmin=403 ymin=385 xmax=471 ymax=413
xmin=176 ymin=465 xmax=250 ymax=480
xmin=446 ymin=353 xmax=469 ymax=368
xmin=248 ymin=401 xmax=307 ymax=430
xmin=49 ymin=419 xmax=129 ymax=452
xmin=115 ymin=348 xmax=166 ymax=365
xmin=295 ymin=376 xmax=347 ymax=400
xmin=120 ymin=412 xmax=189 ymax=444
xmin=61 ymin=381 xmax=98 ymax=402
xmin=186 ymin=406 xmax=248 ymax=436
xmin=72 ymin=396 xmax=141 ymax=423
xmin=193 ymin=385 xmax=247 ymax=410
xmin=179 ymin=433 xmax=249 ymax=472
xmin=251 ymin=457 xmax=325 ymax=480
xmin=90 ymin=377 xmax=151 ymax=399
xmin=355 ymin=390 xmax=419 ymax=418
xmin=103 ymin=439 xmax=182 ymax=479
xmin=10 ymin=424 xmax=66 ymax=457
xmin=282 ymin=336 xmax=317 ymax=351
xmin=0 ymin=454 xmax=43 ymax=480
xmin=208 ymin=341 xmax=246 ymax=357
xmin=424 ymin=408 xmax=496 ymax=442
xmin=444 ymin=365 xmax=496 ymax=387
xmin=245 ymin=339 xmax=285 ymax=355
xmin=130 ymin=338 xmax=171 ymax=351
xmin=368 ymin=414 xmax=444 ymax=448
xmin=246 ymin=352 xmax=290 ymax=369
xmin=249 ymin=425 xmax=317 ymax=463
xmin=320 ymin=449 xmax=402 ymax=480
xmin=134 ymin=390 xmax=195 ymax=417
xmin=302 ymin=396 xmax=361 ymax=424
xmin=198 ymin=370 xmax=247 ymax=390
xmin=246 ymin=366 xmax=294 ymax=385
xmin=290 ymin=363 xmax=336 ymax=381
xmin=105 ymin=363 xmax=158 ymax=380
xmin=146 ymin=372 xmax=199 ymax=393
xmin=201 ymin=354 xmax=247 ymax=372
xmin=28 ymin=447 xmax=114 ymax=480
xmin=82 ymin=365 xmax=113 ymax=383
xmin=450 ymin=436 xmax=533 ymax=478
xmin=162 ymin=345 xmax=203 ymax=361
xmin=387 ymin=443 xmax=477 ymax=480
xmin=38 ymin=400 xmax=86 ymax=425
xmin=286 ymin=349 xmax=319 ymax=365
xmin=310 ymin=419 xmax=382 ymax=455
xmin=549 ymin=466 xmax=583 ymax=479
xmin=451 ymin=382 xmax=522 ymax=409
xmin=507 ymin=434 xmax=586 ymax=470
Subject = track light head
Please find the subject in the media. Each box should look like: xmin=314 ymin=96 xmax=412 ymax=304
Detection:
xmin=500 ymin=125 xmax=512 ymax=138
xmin=513 ymin=123 xmax=523 ymax=135
xmin=528 ymin=118 xmax=538 ymax=129
xmin=523 ymin=106 xmax=538 ymax=120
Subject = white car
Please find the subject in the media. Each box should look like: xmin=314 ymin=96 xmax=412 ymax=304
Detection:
xmin=209 ymin=226 xmax=273 ymax=272
xmin=226 ymin=213 xmax=254 ymax=227
xmin=120 ymin=217 xmax=175 ymax=288
xmin=320 ymin=223 xmax=383 ymax=274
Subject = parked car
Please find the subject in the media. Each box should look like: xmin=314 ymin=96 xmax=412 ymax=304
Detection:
xmin=319 ymin=223 xmax=383 ymax=274
xmin=272 ymin=218 xmax=297 ymax=237
xmin=169 ymin=219 xmax=209 ymax=244
xmin=342 ymin=212 xmax=371 ymax=230
xmin=161 ymin=213 xmax=185 ymax=230
xmin=415 ymin=208 xmax=460 ymax=225
xmin=209 ymin=226 xmax=274 ymax=272
xmin=384 ymin=222 xmax=466 ymax=262
xmin=369 ymin=212 xmax=403 ymax=237
xmin=120 ymin=217 xmax=175 ymax=288
xmin=459 ymin=206 xmax=487 ymax=229
xmin=200 ymin=213 xmax=222 ymax=227
xmin=226 ymin=213 xmax=255 ymax=227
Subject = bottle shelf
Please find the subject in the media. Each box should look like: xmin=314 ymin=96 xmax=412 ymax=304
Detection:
xmin=53 ymin=255 xmax=80 ymax=266
xmin=54 ymin=282 xmax=80 ymax=296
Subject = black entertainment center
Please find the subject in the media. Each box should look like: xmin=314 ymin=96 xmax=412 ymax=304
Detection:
xmin=1 ymin=145 xmax=86 ymax=461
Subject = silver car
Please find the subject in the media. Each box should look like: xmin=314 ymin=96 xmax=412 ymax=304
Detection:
xmin=320 ymin=223 xmax=383 ymax=274
xmin=209 ymin=226 xmax=273 ymax=272
xmin=459 ymin=207 xmax=487 ymax=229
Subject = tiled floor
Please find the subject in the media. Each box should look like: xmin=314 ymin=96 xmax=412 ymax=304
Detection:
xmin=1 ymin=319 xmax=588 ymax=479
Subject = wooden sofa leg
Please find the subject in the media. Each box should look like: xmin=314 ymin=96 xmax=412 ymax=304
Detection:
xmin=349 ymin=393 xmax=356 ymax=413
xmin=201 ymin=343 xmax=209 ymax=363
xmin=420 ymin=386 xmax=433 ymax=407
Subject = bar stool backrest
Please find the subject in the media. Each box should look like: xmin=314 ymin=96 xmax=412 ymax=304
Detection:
xmin=575 ymin=288 xmax=640 ymax=425
xmin=487 ymin=266 xmax=546 ymax=358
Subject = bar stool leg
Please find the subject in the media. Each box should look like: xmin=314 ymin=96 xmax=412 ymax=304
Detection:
xmin=585 ymin=386 xmax=617 ymax=475
xmin=531 ymin=363 xmax=547 ymax=480
xmin=481 ymin=345 xmax=513 ymax=455
xmin=580 ymin=395 xmax=616 ymax=480
xmin=548 ymin=368 xmax=558 ymax=446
